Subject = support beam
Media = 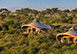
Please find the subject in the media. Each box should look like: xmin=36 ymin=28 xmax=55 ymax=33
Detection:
xmin=31 ymin=29 xmax=33 ymax=32
xmin=27 ymin=29 xmax=29 ymax=33
xmin=61 ymin=38 xmax=63 ymax=43
xmin=68 ymin=38 xmax=70 ymax=43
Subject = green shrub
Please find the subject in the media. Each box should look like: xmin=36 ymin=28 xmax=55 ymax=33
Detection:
xmin=5 ymin=20 xmax=14 ymax=27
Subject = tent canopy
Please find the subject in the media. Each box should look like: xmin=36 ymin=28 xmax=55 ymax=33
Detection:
xmin=64 ymin=26 xmax=77 ymax=36
xmin=21 ymin=18 xmax=51 ymax=30
xmin=56 ymin=26 xmax=77 ymax=39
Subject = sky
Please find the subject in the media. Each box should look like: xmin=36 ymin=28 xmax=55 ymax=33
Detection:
xmin=0 ymin=0 xmax=77 ymax=11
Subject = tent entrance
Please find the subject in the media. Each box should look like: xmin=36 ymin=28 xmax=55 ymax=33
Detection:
xmin=62 ymin=37 xmax=74 ymax=43
xmin=29 ymin=29 xmax=31 ymax=32
xmin=69 ymin=37 xmax=74 ymax=43
xmin=33 ymin=28 xmax=36 ymax=32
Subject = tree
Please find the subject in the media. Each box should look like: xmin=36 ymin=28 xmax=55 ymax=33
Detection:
xmin=51 ymin=8 xmax=58 ymax=13
xmin=63 ymin=9 xmax=70 ymax=13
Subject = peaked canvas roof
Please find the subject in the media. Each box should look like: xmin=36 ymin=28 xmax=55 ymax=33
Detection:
xmin=64 ymin=26 xmax=77 ymax=36
xmin=56 ymin=26 xmax=77 ymax=39
xmin=22 ymin=18 xmax=51 ymax=29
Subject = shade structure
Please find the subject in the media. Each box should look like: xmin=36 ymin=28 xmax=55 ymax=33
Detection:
xmin=64 ymin=26 xmax=77 ymax=36
xmin=56 ymin=26 xmax=77 ymax=44
xmin=56 ymin=26 xmax=77 ymax=39
xmin=21 ymin=18 xmax=51 ymax=30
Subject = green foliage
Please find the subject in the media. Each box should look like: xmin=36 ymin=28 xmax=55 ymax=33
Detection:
xmin=6 ymin=20 xmax=14 ymax=26
xmin=0 ymin=26 xmax=2 ymax=31
xmin=0 ymin=8 xmax=77 ymax=54
xmin=61 ymin=16 xmax=65 ymax=18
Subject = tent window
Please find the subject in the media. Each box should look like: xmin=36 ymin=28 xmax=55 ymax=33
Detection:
xmin=33 ymin=28 xmax=36 ymax=32
xmin=29 ymin=29 xmax=31 ymax=32
xmin=57 ymin=35 xmax=69 ymax=40
xmin=75 ymin=39 xmax=77 ymax=42
xmin=64 ymin=38 xmax=66 ymax=40
xmin=41 ymin=29 xmax=47 ymax=31
xmin=22 ymin=26 xmax=28 ymax=29
xmin=57 ymin=35 xmax=68 ymax=38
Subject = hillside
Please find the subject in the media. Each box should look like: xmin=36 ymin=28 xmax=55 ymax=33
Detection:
xmin=0 ymin=8 xmax=77 ymax=54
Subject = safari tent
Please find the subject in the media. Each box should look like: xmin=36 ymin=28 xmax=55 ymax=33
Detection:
xmin=20 ymin=18 xmax=51 ymax=34
xmin=56 ymin=26 xmax=77 ymax=44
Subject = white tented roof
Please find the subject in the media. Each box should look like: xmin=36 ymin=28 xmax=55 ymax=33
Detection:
xmin=64 ymin=26 xmax=77 ymax=36
xmin=22 ymin=18 xmax=51 ymax=30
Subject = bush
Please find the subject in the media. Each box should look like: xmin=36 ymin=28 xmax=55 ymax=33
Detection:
xmin=5 ymin=20 xmax=14 ymax=27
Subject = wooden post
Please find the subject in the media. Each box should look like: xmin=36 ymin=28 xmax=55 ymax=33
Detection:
xmin=38 ymin=30 xmax=40 ymax=34
xmin=36 ymin=29 xmax=38 ymax=32
xmin=27 ymin=29 xmax=29 ymax=33
xmin=31 ymin=29 xmax=33 ymax=32
xmin=61 ymin=38 xmax=63 ymax=43
xmin=68 ymin=38 xmax=70 ymax=43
